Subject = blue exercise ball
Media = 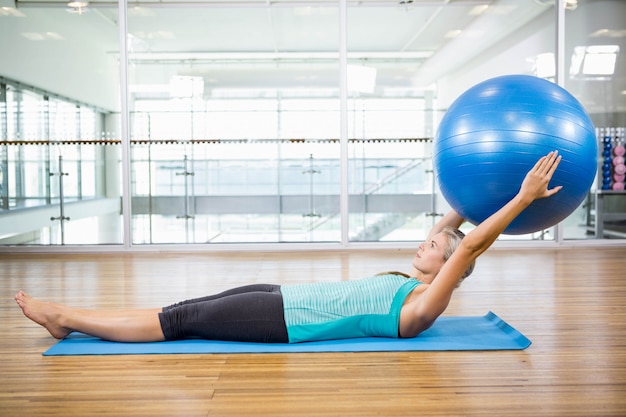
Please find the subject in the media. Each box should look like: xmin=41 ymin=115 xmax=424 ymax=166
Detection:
xmin=433 ymin=74 xmax=597 ymax=235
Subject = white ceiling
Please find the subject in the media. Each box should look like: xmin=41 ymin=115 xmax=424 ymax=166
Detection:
xmin=3 ymin=0 xmax=624 ymax=115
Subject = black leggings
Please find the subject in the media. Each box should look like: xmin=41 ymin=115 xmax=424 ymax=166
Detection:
xmin=158 ymin=284 xmax=289 ymax=343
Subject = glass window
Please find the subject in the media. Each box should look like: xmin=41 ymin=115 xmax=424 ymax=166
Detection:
xmin=1 ymin=0 xmax=624 ymax=247
xmin=127 ymin=5 xmax=341 ymax=244
xmin=0 ymin=5 xmax=120 ymax=245
xmin=563 ymin=0 xmax=626 ymax=240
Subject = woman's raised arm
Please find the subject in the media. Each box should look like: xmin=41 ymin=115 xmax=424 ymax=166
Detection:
xmin=401 ymin=151 xmax=563 ymax=337
xmin=426 ymin=210 xmax=465 ymax=242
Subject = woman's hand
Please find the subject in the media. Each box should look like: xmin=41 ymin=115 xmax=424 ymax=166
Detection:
xmin=518 ymin=151 xmax=563 ymax=204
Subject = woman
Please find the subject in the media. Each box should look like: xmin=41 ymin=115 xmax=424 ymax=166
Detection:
xmin=15 ymin=151 xmax=562 ymax=344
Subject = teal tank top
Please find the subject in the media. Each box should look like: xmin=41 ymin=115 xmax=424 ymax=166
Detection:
xmin=281 ymin=274 xmax=421 ymax=343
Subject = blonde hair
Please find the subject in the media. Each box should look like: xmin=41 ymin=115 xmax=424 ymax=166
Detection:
xmin=440 ymin=226 xmax=475 ymax=285
xmin=376 ymin=227 xmax=475 ymax=287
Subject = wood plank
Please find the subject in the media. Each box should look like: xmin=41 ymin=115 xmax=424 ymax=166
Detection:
xmin=1 ymin=248 xmax=625 ymax=416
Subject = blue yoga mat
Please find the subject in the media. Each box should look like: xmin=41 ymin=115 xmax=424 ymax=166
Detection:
xmin=42 ymin=311 xmax=530 ymax=356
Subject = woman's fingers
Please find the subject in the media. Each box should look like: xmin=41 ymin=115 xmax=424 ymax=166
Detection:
xmin=535 ymin=151 xmax=561 ymax=177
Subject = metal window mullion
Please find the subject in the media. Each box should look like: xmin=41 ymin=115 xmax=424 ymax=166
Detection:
xmin=43 ymin=96 xmax=52 ymax=205
xmin=339 ymin=0 xmax=349 ymax=246
xmin=76 ymin=105 xmax=83 ymax=200
xmin=118 ymin=0 xmax=132 ymax=248
xmin=554 ymin=0 xmax=565 ymax=244
xmin=0 ymin=83 xmax=8 ymax=210
xmin=15 ymin=91 xmax=25 ymax=207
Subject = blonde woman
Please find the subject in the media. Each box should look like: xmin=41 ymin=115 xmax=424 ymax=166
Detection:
xmin=16 ymin=152 xmax=561 ymax=344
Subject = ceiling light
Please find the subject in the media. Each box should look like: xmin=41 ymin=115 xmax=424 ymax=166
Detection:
xmin=21 ymin=32 xmax=45 ymax=41
xmin=169 ymin=76 xmax=204 ymax=98
xmin=590 ymin=29 xmax=626 ymax=38
xmin=128 ymin=51 xmax=432 ymax=62
xmin=67 ymin=0 xmax=88 ymax=15
xmin=570 ymin=45 xmax=619 ymax=78
xmin=534 ymin=0 xmax=578 ymax=10
xmin=444 ymin=30 xmax=462 ymax=39
xmin=45 ymin=32 xmax=64 ymax=41
xmin=21 ymin=32 xmax=64 ymax=41
xmin=469 ymin=5 xmax=489 ymax=16
xmin=0 ymin=6 xmax=25 ymax=17
xmin=347 ymin=65 xmax=377 ymax=94
xmin=532 ymin=52 xmax=555 ymax=79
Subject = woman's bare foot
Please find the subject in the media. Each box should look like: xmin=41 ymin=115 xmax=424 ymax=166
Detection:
xmin=14 ymin=291 xmax=72 ymax=339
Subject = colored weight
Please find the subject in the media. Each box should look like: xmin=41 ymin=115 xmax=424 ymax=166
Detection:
xmin=614 ymin=145 xmax=625 ymax=156
xmin=615 ymin=164 xmax=626 ymax=175
xmin=613 ymin=156 xmax=625 ymax=166
xmin=613 ymin=182 xmax=625 ymax=191
xmin=614 ymin=174 xmax=625 ymax=182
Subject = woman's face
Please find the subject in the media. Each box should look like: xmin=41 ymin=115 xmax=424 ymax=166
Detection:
xmin=411 ymin=232 xmax=448 ymax=283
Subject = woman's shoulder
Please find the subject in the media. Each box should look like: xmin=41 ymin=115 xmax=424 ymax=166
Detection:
xmin=375 ymin=271 xmax=411 ymax=278
xmin=402 ymin=282 xmax=428 ymax=305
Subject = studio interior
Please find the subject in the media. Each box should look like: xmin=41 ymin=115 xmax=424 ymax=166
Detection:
xmin=1 ymin=0 xmax=625 ymax=416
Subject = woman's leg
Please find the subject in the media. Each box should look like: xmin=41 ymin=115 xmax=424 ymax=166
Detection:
xmin=159 ymin=285 xmax=288 ymax=343
xmin=162 ymin=284 xmax=281 ymax=310
xmin=14 ymin=291 xmax=165 ymax=342
xmin=15 ymin=284 xmax=288 ymax=343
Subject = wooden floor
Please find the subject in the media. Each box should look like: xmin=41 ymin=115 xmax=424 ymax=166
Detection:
xmin=1 ymin=247 xmax=625 ymax=416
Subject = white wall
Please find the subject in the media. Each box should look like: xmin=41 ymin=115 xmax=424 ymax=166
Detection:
xmin=0 ymin=8 xmax=120 ymax=111
xmin=437 ymin=10 xmax=555 ymax=108
xmin=436 ymin=0 xmax=626 ymax=117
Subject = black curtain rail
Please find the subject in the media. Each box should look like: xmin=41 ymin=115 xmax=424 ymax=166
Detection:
xmin=0 ymin=138 xmax=433 ymax=146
